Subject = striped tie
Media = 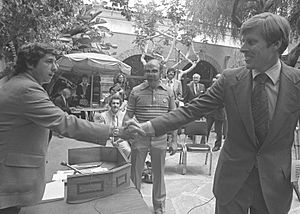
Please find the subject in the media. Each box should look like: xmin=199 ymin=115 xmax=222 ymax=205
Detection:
xmin=252 ymin=73 xmax=269 ymax=146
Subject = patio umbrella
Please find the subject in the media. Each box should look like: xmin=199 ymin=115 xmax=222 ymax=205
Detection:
xmin=57 ymin=52 xmax=132 ymax=106
xmin=57 ymin=52 xmax=131 ymax=76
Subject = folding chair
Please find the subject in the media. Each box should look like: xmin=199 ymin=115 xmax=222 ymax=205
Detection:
xmin=179 ymin=120 xmax=212 ymax=175
xmin=166 ymin=132 xmax=187 ymax=175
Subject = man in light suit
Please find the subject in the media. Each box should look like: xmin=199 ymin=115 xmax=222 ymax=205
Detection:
xmin=94 ymin=94 xmax=131 ymax=158
xmin=127 ymin=13 xmax=299 ymax=214
xmin=183 ymin=73 xmax=205 ymax=103
xmin=162 ymin=67 xmax=183 ymax=107
xmin=0 ymin=43 xmax=141 ymax=213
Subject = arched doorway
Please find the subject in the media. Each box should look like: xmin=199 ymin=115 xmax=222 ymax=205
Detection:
xmin=181 ymin=60 xmax=218 ymax=94
xmin=123 ymin=54 xmax=153 ymax=91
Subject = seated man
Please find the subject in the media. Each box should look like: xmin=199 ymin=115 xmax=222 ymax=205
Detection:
xmin=94 ymin=94 xmax=131 ymax=158
xmin=53 ymin=88 xmax=72 ymax=114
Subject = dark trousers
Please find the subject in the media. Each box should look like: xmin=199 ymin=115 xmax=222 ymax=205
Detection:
xmin=206 ymin=116 xmax=223 ymax=147
xmin=0 ymin=207 xmax=21 ymax=214
xmin=215 ymin=167 xmax=269 ymax=214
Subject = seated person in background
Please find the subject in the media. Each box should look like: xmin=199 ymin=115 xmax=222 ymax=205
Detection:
xmin=53 ymin=88 xmax=72 ymax=114
xmin=102 ymin=86 xmax=117 ymax=109
xmin=103 ymin=85 xmax=127 ymax=111
xmin=94 ymin=94 xmax=131 ymax=158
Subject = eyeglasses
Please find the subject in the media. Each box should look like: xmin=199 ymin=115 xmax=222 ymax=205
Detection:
xmin=145 ymin=69 xmax=159 ymax=73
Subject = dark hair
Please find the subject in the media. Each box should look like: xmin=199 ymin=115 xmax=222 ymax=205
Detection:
xmin=167 ymin=67 xmax=176 ymax=74
xmin=113 ymin=73 xmax=126 ymax=84
xmin=240 ymin=12 xmax=290 ymax=54
xmin=109 ymin=94 xmax=123 ymax=107
xmin=15 ymin=43 xmax=57 ymax=75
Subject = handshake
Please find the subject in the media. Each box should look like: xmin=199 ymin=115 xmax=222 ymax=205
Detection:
xmin=114 ymin=119 xmax=147 ymax=140
xmin=114 ymin=119 xmax=178 ymax=155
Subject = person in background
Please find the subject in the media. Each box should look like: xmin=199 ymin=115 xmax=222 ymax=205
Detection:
xmin=76 ymin=74 xmax=91 ymax=107
xmin=184 ymin=73 xmax=206 ymax=143
xmin=53 ymin=87 xmax=72 ymax=114
xmin=94 ymin=94 xmax=131 ymax=158
xmin=102 ymin=86 xmax=117 ymax=109
xmin=113 ymin=73 xmax=131 ymax=101
xmin=0 ymin=42 xmax=142 ymax=214
xmin=205 ymin=74 xmax=225 ymax=152
xmin=123 ymin=59 xmax=177 ymax=214
xmin=162 ymin=67 xmax=183 ymax=107
xmin=183 ymin=73 xmax=205 ymax=103
xmin=127 ymin=12 xmax=298 ymax=214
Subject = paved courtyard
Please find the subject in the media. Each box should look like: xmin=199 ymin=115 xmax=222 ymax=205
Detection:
xmin=47 ymin=133 xmax=300 ymax=214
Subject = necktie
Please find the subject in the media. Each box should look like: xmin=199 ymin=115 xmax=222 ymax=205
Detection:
xmin=252 ymin=73 xmax=269 ymax=146
xmin=195 ymin=83 xmax=199 ymax=94
xmin=112 ymin=115 xmax=118 ymax=127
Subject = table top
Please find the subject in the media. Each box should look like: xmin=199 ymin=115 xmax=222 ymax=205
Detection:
xmin=71 ymin=107 xmax=107 ymax=112
xmin=20 ymin=184 xmax=151 ymax=214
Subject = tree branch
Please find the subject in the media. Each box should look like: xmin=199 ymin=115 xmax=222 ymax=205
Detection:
xmin=231 ymin=0 xmax=242 ymax=28
xmin=163 ymin=36 xmax=176 ymax=63
xmin=177 ymin=52 xmax=201 ymax=80
xmin=140 ymin=42 xmax=148 ymax=66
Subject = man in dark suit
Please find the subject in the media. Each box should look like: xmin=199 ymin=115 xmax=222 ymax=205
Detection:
xmin=127 ymin=13 xmax=298 ymax=214
xmin=53 ymin=88 xmax=72 ymax=114
xmin=183 ymin=73 xmax=205 ymax=103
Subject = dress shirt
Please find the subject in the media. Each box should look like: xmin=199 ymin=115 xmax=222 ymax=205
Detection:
xmin=252 ymin=59 xmax=281 ymax=120
xmin=167 ymin=79 xmax=174 ymax=89
xmin=143 ymin=60 xmax=282 ymax=136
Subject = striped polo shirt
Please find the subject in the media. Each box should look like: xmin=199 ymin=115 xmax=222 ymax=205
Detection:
xmin=127 ymin=81 xmax=176 ymax=123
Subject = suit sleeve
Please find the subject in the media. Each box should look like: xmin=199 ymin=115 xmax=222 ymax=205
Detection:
xmin=183 ymin=85 xmax=190 ymax=103
xmin=151 ymin=75 xmax=225 ymax=136
xmin=177 ymin=81 xmax=183 ymax=101
xmin=22 ymin=85 xmax=110 ymax=144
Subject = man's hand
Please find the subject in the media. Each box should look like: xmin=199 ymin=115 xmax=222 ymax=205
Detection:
xmin=116 ymin=122 xmax=146 ymax=140
xmin=124 ymin=118 xmax=142 ymax=129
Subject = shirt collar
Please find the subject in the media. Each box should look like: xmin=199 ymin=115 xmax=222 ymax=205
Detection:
xmin=108 ymin=110 xmax=119 ymax=117
xmin=252 ymin=59 xmax=281 ymax=85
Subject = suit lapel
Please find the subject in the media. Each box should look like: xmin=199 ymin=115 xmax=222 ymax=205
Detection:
xmin=231 ymin=68 xmax=257 ymax=145
xmin=263 ymin=64 xmax=298 ymax=146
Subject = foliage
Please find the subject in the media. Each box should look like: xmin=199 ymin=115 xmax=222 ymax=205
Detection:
xmin=0 ymin=0 xmax=116 ymax=64
xmin=0 ymin=0 xmax=80 ymax=60
xmin=119 ymin=0 xmax=300 ymax=67
xmin=185 ymin=0 xmax=300 ymax=42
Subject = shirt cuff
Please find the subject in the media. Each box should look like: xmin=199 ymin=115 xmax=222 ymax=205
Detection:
xmin=141 ymin=121 xmax=155 ymax=136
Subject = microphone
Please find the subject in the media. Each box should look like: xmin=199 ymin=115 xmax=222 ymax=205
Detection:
xmin=60 ymin=161 xmax=83 ymax=174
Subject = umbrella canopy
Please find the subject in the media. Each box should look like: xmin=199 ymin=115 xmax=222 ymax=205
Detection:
xmin=57 ymin=52 xmax=131 ymax=76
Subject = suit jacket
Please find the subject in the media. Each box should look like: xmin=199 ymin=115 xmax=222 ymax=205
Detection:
xmin=151 ymin=62 xmax=300 ymax=214
xmin=76 ymin=83 xmax=91 ymax=100
xmin=0 ymin=73 xmax=110 ymax=209
xmin=162 ymin=78 xmax=183 ymax=101
xmin=183 ymin=81 xmax=205 ymax=103
xmin=53 ymin=95 xmax=71 ymax=114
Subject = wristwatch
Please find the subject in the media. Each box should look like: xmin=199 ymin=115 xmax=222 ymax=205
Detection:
xmin=112 ymin=127 xmax=120 ymax=137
